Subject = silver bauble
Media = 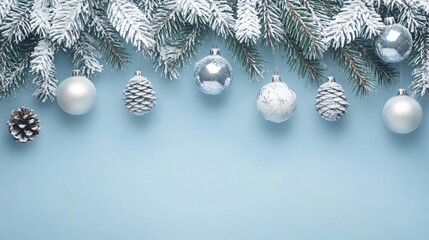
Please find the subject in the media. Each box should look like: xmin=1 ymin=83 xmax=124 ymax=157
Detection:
xmin=256 ymin=74 xmax=297 ymax=123
xmin=383 ymin=89 xmax=422 ymax=134
xmin=375 ymin=23 xmax=413 ymax=63
xmin=195 ymin=47 xmax=232 ymax=95
xmin=57 ymin=70 xmax=97 ymax=115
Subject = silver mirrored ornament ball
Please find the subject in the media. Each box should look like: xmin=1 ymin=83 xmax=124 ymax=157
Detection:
xmin=195 ymin=47 xmax=233 ymax=95
xmin=57 ymin=70 xmax=97 ymax=115
xmin=375 ymin=23 xmax=413 ymax=63
xmin=256 ymin=73 xmax=297 ymax=123
xmin=382 ymin=89 xmax=422 ymax=134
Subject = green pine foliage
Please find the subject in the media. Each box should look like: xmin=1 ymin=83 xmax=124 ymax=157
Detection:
xmin=0 ymin=0 xmax=429 ymax=101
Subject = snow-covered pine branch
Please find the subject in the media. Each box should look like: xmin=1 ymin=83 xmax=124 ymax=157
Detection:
xmin=133 ymin=0 xmax=160 ymax=20
xmin=152 ymin=0 xmax=182 ymax=45
xmin=352 ymin=39 xmax=397 ymax=86
xmin=325 ymin=0 xmax=383 ymax=49
xmin=50 ymin=0 xmax=89 ymax=48
xmin=154 ymin=24 xmax=206 ymax=80
xmin=209 ymin=0 xmax=235 ymax=38
xmin=410 ymin=20 xmax=429 ymax=97
xmin=279 ymin=0 xmax=327 ymax=60
xmin=0 ymin=38 xmax=37 ymax=99
xmin=234 ymin=0 xmax=261 ymax=45
xmin=177 ymin=0 xmax=210 ymax=25
xmin=257 ymin=0 xmax=283 ymax=49
xmin=0 ymin=0 xmax=17 ymax=25
xmin=30 ymin=0 xmax=52 ymax=38
xmin=226 ymin=35 xmax=264 ymax=79
xmin=282 ymin=33 xmax=324 ymax=83
xmin=30 ymin=39 xmax=57 ymax=102
xmin=71 ymin=32 xmax=103 ymax=77
xmin=0 ymin=0 xmax=33 ymax=44
xmin=331 ymin=46 xmax=375 ymax=96
xmin=89 ymin=8 xmax=130 ymax=70
xmin=107 ymin=0 xmax=154 ymax=53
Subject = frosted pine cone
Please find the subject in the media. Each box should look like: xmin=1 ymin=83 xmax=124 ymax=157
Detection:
xmin=7 ymin=106 xmax=41 ymax=143
xmin=315 ymin=76 xmax=349 ymax=121
xmin=124 ymin=70 xmax=156 ymax=116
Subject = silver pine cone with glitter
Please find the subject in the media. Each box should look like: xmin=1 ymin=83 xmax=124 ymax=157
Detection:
xmin=7 ymin=106 xmax=41 ymax=143
xmin=315 ymin=76 xmax=349 ymax=121
xmin=123 ymin=70 xmax=156 ymax=116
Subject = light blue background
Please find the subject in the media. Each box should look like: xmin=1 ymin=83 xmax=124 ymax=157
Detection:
xmin=1 ymin=40 xmax=429 ymax=240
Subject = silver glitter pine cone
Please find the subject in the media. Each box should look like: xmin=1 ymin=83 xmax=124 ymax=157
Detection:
xmin=7 ymin=106 xmax=41 ymax=143
xmin=123 ymin=70 xmax=157 ymax=116
xmin=315 ymin=76 xmax=349 ymax=121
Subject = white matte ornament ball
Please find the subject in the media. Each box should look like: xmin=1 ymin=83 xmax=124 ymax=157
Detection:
xmin=57 ymin=70 xmax=97 ymax=115
xmin=375 ymin=23 xmax=413 ymax=63
xmin=382 ymin=89 xmax=422 ymax=134
xmin=195 ymin=47 xmax=232 ymax=95
xmin=256 ymin=74 xmax=297 ymax=123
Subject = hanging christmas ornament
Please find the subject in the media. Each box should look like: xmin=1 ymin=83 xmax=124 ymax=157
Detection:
xmin=7 ymin=106 xmax=41 ymax=143
xmin=383 ymin=89 xmax=422 ymax=134
xmin=56 ymin=70 xmax=97 ymax=115
xmin=375 ymin=17 xmax=413 ymax=63
xmin=123 ymin=70 xmax=157 ymax=115
xmin=256 ymin=73 xmax=297 ymax=123
xmin=315 ymin=75 xmax=349 ymax=121
xmin=194 ymin=47 xmax=233 ymax=95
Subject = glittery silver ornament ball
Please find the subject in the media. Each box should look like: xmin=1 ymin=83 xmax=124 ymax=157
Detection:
xmin=123 ymin=70 xmax=156 ymax=116
xmin=195 ymin=47 xmax=232 ymax=95
xmin=57 ymin=70 xmax=97 ymax=115
xmin=375 ymin=23 xmax=413 ymax=63
xmin=256 ymin=74 xmax=297 ymax=123
xmin=383 ymin=89 xmax=422 ymax=134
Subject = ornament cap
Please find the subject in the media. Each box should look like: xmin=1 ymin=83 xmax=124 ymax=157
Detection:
xmin=135 ymin=69 xmax=142 ymax=76
xmin=398 ymin=88 xmax=408 ymax=96
xmin=71 ymin=69 xmax=81 ymax=77
xmin=271 ymin=72 xmax=282 ymax=82
xmin=384 ymin=17 xmax=396 ymax=25
xmin=327 ymin=75 xmax=336 ymax=83
xmin=210 ymin=47 xmax=221 ymax=56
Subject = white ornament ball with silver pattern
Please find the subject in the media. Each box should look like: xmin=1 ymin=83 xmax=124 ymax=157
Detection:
xmin=256 ymin=74 xmax=297 ymax=123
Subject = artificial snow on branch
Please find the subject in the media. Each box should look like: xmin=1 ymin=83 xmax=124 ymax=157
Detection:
xmin=0 ymin=0 xmax=429 ymax=101
xmin=30 ymin=39 xmax=57 ymax=102
xmin=107 ymin=0 xmax=154 ymax=53
xmin=234 ymin=0 xmax=261 ymax=45
xmin=325 ymin=0 xmax=383 ymax=49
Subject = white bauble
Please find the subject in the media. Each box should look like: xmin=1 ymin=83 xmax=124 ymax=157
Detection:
xmin=382 ymin=89 xmax=422 ymax=134
xmin=57 ymin=70 xmax=97 ymax=115
xmin=256 ymin=74 xmax=297 ymax=123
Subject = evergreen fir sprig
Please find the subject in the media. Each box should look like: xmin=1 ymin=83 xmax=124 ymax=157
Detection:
xmin=0 ymin=0 xmax=429 ymax=100
xmin=281 ymin=34 xmax=324 ymax=84
xmin=330 ymin=46 xmax=375 ymax=96
xmin=279 ymin=0 xmax=327 ymax=60
xmin=409 ymin=19 xmax=429 ymax=97
xmin=30 ymin=39 xmax=57 ymax=102
xmin=226 ymin=35 xmax=264 ymax=79
xmin=257 ymin=0 xmax=284 ymax=49
xmin=352 ymin=39 xmax=398 ymax=87
xmin=153 ymin=24 xmax=207 ymax=80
